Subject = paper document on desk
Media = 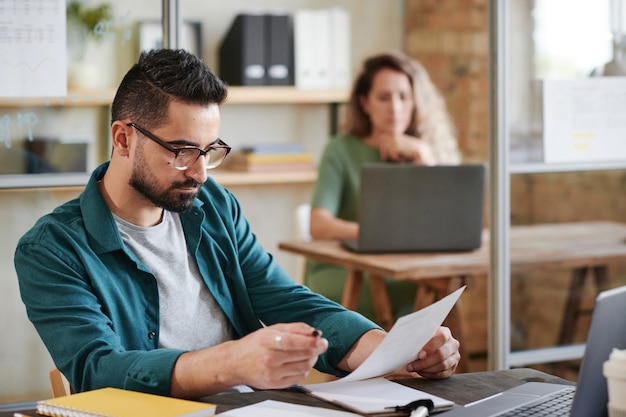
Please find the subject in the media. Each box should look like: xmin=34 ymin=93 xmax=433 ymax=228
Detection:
xmin=219 ymin=400 xmax=357 ymax=417
xmin=305 ymin=377 xmax=453 ymax=414
xmin=304 ymin=286 xmax=464 ymax=414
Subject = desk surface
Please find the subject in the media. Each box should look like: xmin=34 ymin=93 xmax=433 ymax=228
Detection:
xmin=0 ymin=368 xmax=574 ymax=416
xmin=279 ymin=221 xmax=626 ymax=280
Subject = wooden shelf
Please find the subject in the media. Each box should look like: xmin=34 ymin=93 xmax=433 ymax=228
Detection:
xmin=210 ymin=169 xmax=317 ymax=186
xmin=225 ymin=86 xmax=348 ymax=104
xmin=0 ymin=90 xmax=116 ymax=107
xmin=0 ymin=169 xmax=318 ymax=191
xmin=0 ymin=87 xmax=348 ymax=107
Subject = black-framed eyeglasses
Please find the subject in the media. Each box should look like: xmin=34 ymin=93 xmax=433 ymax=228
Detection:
xmin=127 ymin=123 xmax=231 ymax=170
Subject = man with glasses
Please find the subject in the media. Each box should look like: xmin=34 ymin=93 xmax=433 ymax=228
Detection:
xmin=14 ymin=49 xmax=460 ymax=399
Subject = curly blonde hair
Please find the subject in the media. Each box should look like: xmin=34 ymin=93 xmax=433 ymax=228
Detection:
xmin=343 ymin=51 xmax=461 ymax=164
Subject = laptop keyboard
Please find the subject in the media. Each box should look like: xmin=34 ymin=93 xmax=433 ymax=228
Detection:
xmin=498 ymin=386 xmax=576 ymax=416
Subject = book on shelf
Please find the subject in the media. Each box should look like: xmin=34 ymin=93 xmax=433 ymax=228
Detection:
xmin=36 ymin=387 xmax=216 ymax=417
xmin=230 ymin=151 xmax=313 ymax=165
xmin=240 ymin=142 xmax=306 ymax=154
xmin=222 ymin=145 xmax=315 ymax=172
xmin=226 ymin=162 xmax=316 ymax=173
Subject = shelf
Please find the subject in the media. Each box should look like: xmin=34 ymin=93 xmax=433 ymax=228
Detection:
xmin=0 ymin=87 xmax=348 ymax=107
xmin=210 ymin=169 xmax=318 ymax=186
xmin=225 ymin=86 xmax=348 ymax=104
xmin=0 ymin=169 xmax=318 ymax=191
xmin=510 ymin=161 xmax=626 ymax=174
xmin=0 ymin=90 xmax=116 ymax=107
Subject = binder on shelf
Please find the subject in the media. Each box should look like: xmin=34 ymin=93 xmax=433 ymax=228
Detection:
xmin=266 ymin=13 xmax=294 ymax=86
xmin=36 ymin=387 xmax=216 ymax=417
xmin=328 ymin=7 xmax=351 ymax=89
xmin=294 ymin=8 xmax=351 ymax=89
xmin=294 ymin=9 xmax=320 ymax=89
xmin=219 ymin=14 xmax=267 ymax=86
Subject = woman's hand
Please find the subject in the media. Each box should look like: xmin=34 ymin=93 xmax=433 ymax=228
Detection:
xmin=376 ymin=134 xmax=436 ymax=165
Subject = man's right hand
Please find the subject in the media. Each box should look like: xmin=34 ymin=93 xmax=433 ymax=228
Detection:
xmin=170 ymin=322 xmax=328 ymax=398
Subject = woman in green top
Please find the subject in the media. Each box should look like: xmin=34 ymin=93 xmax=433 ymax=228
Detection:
xmin=306 ymin=51 xmax=461 ymax=321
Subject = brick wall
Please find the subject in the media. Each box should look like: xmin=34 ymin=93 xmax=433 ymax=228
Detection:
xmin=404 ymin=0 xmax=490 ymax=162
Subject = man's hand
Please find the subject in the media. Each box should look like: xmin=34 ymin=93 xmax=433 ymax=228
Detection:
xmin=235 ymin=323 xmax=329 ymax=389
xmin=337 ymin=326 xmax=460 ymax=380
xmin=171 ymin=322 xmax=328 ymax=398
xmin=405 ymin=326 xmax=460 ymax=379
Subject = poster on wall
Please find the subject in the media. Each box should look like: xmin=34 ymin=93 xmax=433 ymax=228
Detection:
xmin=543 ymin=77 xmax=626 ymax=163
xmin=0 ymin=0 xmax=67 ymax=97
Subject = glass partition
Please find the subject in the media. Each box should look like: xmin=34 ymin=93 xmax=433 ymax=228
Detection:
xmin=492 ymin=0 xmax=626 ymax=380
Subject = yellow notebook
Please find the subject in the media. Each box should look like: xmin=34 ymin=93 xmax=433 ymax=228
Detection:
xmin=36 ymin=387 xmax=216 ymax=417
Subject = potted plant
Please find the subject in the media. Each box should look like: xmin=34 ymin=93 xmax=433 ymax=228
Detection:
xmin=66 ymin=1 xmax=113 ymax=89
xmin=67 ymin=1 xmax=113 ymax=59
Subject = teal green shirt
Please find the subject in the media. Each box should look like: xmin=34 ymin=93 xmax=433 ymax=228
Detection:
xmin=15 ymin=162 xmax=379 ymax=396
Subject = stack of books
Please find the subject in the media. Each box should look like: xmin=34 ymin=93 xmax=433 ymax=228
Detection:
xmin=223 ymin=143 xmax=315 ymax=172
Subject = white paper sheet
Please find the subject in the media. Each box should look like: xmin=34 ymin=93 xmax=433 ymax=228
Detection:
xmin=219 ymin=399 xmax=359 ymax=417
xmin=340 ymin=285 xmax=465 ymax=382
xmin=543 ymin=77 xmax=626 ymax=163
xmin=0 ymin=0 xmax=67 ymax=97
xmin=305 ymin=377 xmax=453 ymax=413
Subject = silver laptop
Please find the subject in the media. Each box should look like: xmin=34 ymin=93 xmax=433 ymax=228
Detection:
xmin=441 ymin=285 xmax=626 ymax=417
xmin=341 ymin=163 xmax=486 ymax=253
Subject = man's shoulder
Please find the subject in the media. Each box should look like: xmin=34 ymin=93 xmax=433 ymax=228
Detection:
xmin=19 ymin=198 xmax=83 ymax=244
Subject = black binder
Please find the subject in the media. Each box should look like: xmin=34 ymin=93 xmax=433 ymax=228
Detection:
xmin=219 ymin=13 xmax=294 ymax=86
xmin=266 ymin=13 xmax=294 ymax=86
xmin=219 ymin=14 xmax=268 ymax=86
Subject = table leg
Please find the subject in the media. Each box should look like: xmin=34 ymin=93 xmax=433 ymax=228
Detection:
xmin=558 ymin=265 xmax=610 ymax=346
xmin=368 ymin=274 xmax=394 ymax=331
xmin=341 ymin=269 xmax=364 ymax=311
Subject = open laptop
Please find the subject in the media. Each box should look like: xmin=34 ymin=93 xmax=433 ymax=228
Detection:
xmin=341 ymin=163 xmax=486 ymax=253
xmin=441 ymin=284 xmax=626 ymax=417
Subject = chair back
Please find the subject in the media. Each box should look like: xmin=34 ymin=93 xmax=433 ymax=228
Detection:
xmin=49 ymin=368 xmax=73 ymax=397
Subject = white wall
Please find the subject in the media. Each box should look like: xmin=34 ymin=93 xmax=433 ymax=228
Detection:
xmin=0 ymin=0 xmax=404 ymax=401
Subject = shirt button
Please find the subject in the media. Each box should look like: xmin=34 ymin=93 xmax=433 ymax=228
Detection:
xmin=148 ymin=331 xmax=156 ymax=339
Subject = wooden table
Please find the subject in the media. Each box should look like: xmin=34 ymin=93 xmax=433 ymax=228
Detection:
xmin=0 ymin=368 xmax=573 ymax=416
xmin=279 ymin=221 xmax=626 ymax=372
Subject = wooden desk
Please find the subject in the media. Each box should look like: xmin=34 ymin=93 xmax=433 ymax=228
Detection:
xmin=279 ymin=221 xmax=626 ymax=371
xmin=0 ymin=368 xmax=573 ymax=416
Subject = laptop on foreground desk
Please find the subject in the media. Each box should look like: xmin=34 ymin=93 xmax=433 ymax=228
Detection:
xmin=441 ymin=285 xmax=626 ymax=417
xmin=341 ymin=163 xmax=486 ymax=253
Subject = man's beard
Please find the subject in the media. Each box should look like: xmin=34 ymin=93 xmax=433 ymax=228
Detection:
xmin=129 ymin=164 xmax=201 ymax=213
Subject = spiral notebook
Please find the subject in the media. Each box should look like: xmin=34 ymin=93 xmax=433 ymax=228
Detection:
xmin=36 ymin=387 xmax=216 ymax=417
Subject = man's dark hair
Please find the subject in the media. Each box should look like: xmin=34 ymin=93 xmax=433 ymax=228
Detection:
xmin=111 ymin=49 xmax=228 ymax=129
